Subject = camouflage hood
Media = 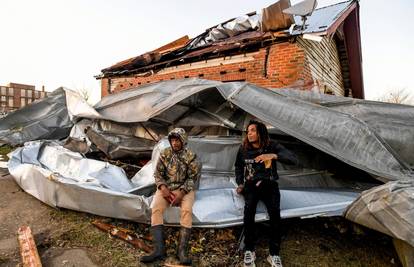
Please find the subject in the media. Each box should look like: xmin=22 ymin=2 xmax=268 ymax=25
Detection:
xmin=155 ymin=127 xmax=201 ymax=192
xmin=167 ymin=128 xmax=188 ymax=147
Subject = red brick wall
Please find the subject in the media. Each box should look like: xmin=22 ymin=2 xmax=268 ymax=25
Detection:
xmin=101 ymin=78 xmax=110 ymax=96
xmin=101 ymin=41 xmax=314 ymax=97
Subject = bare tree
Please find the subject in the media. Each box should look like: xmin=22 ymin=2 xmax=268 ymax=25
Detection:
xmin=377 ymin=88 xmax=413 ymax=105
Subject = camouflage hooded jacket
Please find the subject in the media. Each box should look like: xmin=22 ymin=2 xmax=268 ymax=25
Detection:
xmin=154 ymin=128 xmax=201 ymax=193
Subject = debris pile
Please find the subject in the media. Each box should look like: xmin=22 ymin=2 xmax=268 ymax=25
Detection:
xmin=1 ymin=78 xmax=414 ymax=265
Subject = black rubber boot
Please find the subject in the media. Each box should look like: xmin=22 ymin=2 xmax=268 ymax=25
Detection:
xmin=141 ymin=225 xmax=166 ymax=263
xmin=178 ymin=227 xmax=192 ymax=265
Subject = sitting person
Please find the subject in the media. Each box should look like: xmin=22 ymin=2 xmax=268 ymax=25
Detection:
xmin=235 ymin=120 xmax=298 ymax=267
xmin=141 ymin=128 xmax=201 ymax=265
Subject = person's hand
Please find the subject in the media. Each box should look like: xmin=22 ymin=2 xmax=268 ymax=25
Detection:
xmin=254 ymin=153 xmax=277 ymax=163
xmin=171 ymin=190 xmax=185 ymax=206
xmin=236 ymin=185 xmax=244 ymax=195
xmin=160 ymin=185 xmax=171 ymax=198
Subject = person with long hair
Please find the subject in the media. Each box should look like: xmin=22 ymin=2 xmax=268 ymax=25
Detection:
xmin=235 ymin=120 xmax=298 ymax=267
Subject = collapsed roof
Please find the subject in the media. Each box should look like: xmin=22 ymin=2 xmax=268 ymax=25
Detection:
xmin=97 ymin=0 xmax=361 ymax=79
xmin=84 ymin=78 xmax=414 ymax=180
xmin=2 ymin=79 xmax=414 ymax=251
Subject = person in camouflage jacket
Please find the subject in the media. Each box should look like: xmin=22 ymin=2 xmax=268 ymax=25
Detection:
xmin=141 ymin=128 xmax=201 ymax=265
xmin=154 ymin=129 xmax=200 ymax=194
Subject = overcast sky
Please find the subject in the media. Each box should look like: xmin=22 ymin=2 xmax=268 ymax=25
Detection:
xmin=1 ymin=0 xmax=413 ymax=104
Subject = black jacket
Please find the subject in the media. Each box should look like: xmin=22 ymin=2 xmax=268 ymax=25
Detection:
xmin=235 ymin=140 xmax=298 ymax=186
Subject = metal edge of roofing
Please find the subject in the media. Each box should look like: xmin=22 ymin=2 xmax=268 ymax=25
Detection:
xmin=288 ymin=0 xmax=355 ymax=36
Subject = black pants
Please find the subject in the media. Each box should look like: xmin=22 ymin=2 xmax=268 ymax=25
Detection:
xmin=243 ymin=179 xmax=281 ymax=255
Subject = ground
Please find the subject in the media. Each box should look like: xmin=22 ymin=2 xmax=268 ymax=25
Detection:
xmin=0 ymin=147 xmax=403 ymax=267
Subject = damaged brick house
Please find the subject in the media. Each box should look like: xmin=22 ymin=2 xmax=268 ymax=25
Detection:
xmin=97 ymin=0 xmax=363 ymax=99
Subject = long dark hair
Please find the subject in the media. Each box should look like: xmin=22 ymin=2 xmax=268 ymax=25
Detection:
xmin=242 ymin=120 xmax=270 ymax=150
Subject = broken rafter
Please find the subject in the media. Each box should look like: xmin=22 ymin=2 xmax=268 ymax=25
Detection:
xmin=100 ymin=34 xmax=289 ymax=79
xmin=91 ymin=220 xmax=152 ymax=253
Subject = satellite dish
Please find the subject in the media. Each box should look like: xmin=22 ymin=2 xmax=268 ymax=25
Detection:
xmin=283 ymin=0 xmax=318 ymax=30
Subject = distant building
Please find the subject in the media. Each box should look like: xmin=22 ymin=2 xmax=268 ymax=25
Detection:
xmin=0 ymin=83 xmax=48 ymax=113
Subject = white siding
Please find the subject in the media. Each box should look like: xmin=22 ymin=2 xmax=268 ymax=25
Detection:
xmin=297 ymin=36 xmax=345 ymax=96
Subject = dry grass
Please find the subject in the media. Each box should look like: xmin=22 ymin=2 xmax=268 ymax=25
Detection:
xmin=46 ymin=209 xmax=145 ymax=267
xmin=0 ymin=144 xmax=13 ymax=161
xmin=44 ymin=208 xmax=401 ymax=267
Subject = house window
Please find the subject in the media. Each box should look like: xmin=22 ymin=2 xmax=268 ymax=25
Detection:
xmin=0 ymin=87 xmax=6 ymax=95
xmin=35 ymin=91 xmax=39 ymax=98
xmin=0 ymin=96 xmax=6 ymax=102
xmin=26 ymin=90 xmax=33 ymax=98
xmin=20 ymin=98 xmax=26 ymax=107
xmin=8 ymin=97 xmax=13 ymax=107
xmin=28 ymin=99 xmax=32 ymax=104
xmin=21 ymin=89 xmax=26 ymax=97
xmin=8 ymin=87 xmax=14 ymax=96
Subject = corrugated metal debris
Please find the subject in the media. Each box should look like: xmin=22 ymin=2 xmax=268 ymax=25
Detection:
xmin=2 ymin=78 xmax=414 ymax=262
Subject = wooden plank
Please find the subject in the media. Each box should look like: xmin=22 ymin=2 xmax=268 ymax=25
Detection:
xmin=91 ymin=220 xmax=152 ymax=253
xmin=17 ymin=226 xmax=42 ymax=267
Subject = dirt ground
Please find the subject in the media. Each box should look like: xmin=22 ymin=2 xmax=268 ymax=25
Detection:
xmin=0 ymin=165 xmax=402 ymax=267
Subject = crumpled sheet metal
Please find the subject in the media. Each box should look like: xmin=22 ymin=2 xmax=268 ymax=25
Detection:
xmin=91 ymin=78 xmax=413 ymax=182
xmin=0 ymin=88 xmax=73 ymax=146
xmin=217 ymin=82 xmax=414 ymax=181
xmin=274 ymin=88 xmax=414 ymax=169
xmin=64 ymin=88 xmax=103 ymax=121
xmin=84 ymin=127 xmax=155 ymax=159
xmin=9 ymin=139 xmax=359 ymax=227
xmin=94 ymin=79 xmax=222 ymax=123
xmin=139 ymin=137 xmax=359 ymax=225
xmin=191 ymin=13 xmax=262 ymax=49
xmin=8 ymin=141 xmax=151 ymax=222
xmin=344 ymin=180 xmax=414 ymax=247
xmin=6 ymin=78 xmax=414 ymax=233
xmin=67 ymin=118 xmax=162 ymax=158
xmin=0 ymin=87 xmax=97 ymax=146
